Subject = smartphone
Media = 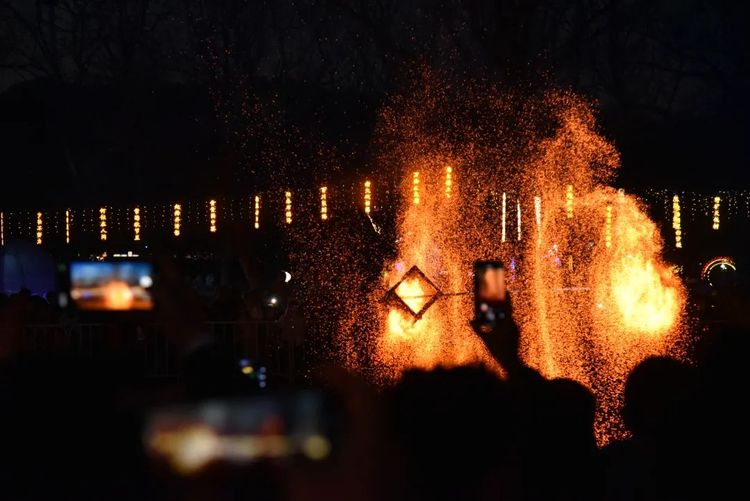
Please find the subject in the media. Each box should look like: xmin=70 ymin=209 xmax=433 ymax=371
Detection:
xmin=144 ymin=392 xmax=337 ymax=475
xmin=68 ymin=261 xmax=155 ymax=311
xmin=473 ymin=261 xmax=507 ymax=331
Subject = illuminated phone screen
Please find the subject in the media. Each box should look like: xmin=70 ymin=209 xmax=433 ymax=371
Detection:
xmin=70 ymin=261 xmax=154 ymax=310
xmin=478 ymin=265 xmax=506 ymax=302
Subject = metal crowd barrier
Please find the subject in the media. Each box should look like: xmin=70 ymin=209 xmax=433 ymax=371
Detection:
xmin=18 ymin=321 xmax=300 ymax=383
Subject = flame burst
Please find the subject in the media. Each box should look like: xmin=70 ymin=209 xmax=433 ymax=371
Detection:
xmin=363 ymin=74 xmax=684 ymax=442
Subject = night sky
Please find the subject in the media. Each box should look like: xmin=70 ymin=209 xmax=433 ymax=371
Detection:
xmin=1 ymin=0 xmax=749 ymax=207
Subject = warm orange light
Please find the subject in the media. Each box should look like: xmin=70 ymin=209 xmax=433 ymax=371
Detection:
xmin=610 ymin=255 xmax=681 ymax=334
xmin=501 ymin=192 xmax=507 ymax=243
xmin=285 ymin=191 xmax=292 ymax=224
xmin=412 ymin=171 xmax=420 ymax=205
xmin=133 ymin=207 xmax=141 ymax=241
xmin=104 ymin=280 xmax=134 ymax=310
xmin=99 ymin=207 xmax=107 ymax=241
xmin=566 ymin=184 xmax=574 ymax=219
xmin=712 ymin=196 xmax=720 ymax=230
xmin=209 ymin=199 xmax=217 ymax=233
xmin=65 ymin=209 xmax=70 ymax=244
xmin=174 ymin=204 xmax=181 ymax=237
xmin=320 ymin=186 xmax=328 ymax=220
xmin=364 ymin=181 xmax=372 ymax=214
xmin=394 ymin=277 xmax=429 ymax=315
xmin=254 ymin=196 xmax=260 ymax=229
xmin=672 ymin=195 xmax=682 ymax=249
xmin=517 ymin=199 xmax=521 ymax=241
xmin=36 ymin=211 xmax=42 ymax=245
xmin=445 ymin=166 xmax=453 ymax=198
xmin=605 ymin=204 xmax=612 ymax=248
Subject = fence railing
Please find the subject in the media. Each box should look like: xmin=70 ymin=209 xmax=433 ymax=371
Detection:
xmin=17 ymin=321 xmax=300 ymax=382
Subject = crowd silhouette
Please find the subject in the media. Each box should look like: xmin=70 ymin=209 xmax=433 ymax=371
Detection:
xmin=0 ymin=282 xmax=747 ymax=500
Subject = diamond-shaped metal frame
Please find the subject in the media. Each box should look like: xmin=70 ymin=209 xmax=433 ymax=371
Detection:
xmin=383 ymin=265 xmax=443 ymax=320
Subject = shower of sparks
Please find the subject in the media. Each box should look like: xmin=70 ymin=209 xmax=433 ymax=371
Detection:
xmin=320 ymin=186 xmax=328 ymax=220
xmin=566 ymin=184 xmax=574 ymax=219
xmin=99 ymin=208 xmax=107 ymax=241
xmin=285 ymin=71 xmax=686 ymax=446
xmin=285 ymin=191 xmax=293 ymax=224
xmin=445 ymin=166 xmax=453 ymax=198
xmin=173 ymin=204 xmax=182 ymax=237
xmin=36 ymin=212 xmax=42 ymax=245
xmin=65 ymin=209 xmax=70 ymax=244
xmin=712 ymin=196 xmax=720 ymax=230
xmin=254 ymin=196 xmax=260 ymax=229
xmin=209 ymin=199 xmax=217 ymax=233
xmin=672 ymin=195 xmax=682 ymax=249
xmin=501 ymin=192 xmax=507 ymax=243
xmin=412 ymin=171 xmax=421 ymax=205
xmin=534 ymin=196 xmax=542 ymax=245
xmin=364 ymin=180 xmax=372 ymax=214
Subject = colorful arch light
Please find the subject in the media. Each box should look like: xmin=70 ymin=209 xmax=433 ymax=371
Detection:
xmin=701 ymin=256 xmax=736 ymax=284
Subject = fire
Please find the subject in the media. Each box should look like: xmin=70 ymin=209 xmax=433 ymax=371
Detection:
xmin=610 ymin=255 xmax=681 ymax=335
xmin=394 ymin=277 xmax=428 ymax=314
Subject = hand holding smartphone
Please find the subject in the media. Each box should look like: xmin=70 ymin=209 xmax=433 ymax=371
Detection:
xmin=473 ymin=261 xmax=508 ymax=333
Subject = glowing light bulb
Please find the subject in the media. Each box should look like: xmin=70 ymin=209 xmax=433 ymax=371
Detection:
xmin=672 ymin=195 xmax=682 ymax=249
xmin=99 ymin=207 xmax=107 ymax=241
xmin=254 ymin=196 xmax=260 ymax=229
xmin=36 ymin=212 xmax=43 ymax=245
xmin=285 ymin=191 xmax=292 ymax=224
xmin=412 ymin=171 xmax=420 ymax=205
xmin=566 ymin=184 xmax=574 ymax=219
xmin=501 ymin=192 xmax=507 ymax=243
xmin=133 ymin=207 xmax=141 ymax=241
xmin=320 ymin=186 xmax=328 ymax=220
xmin=605 ymin=204 xmax=613 ymax=248
xmin=517 ymin=199 xmax=521 ymax=241
xmin=364 ymin=180 xmax=372 ymax=214
xmin=209 ymin=199 xmax=217 ymax=233
xmin=534 ymin=196 xmax=542 ymax=245
xmin=712 ymin=196 xmax=720 ymax=230
xmin=65 ymin=209 xmax=70 ymax=244
xmin=174 ymin=204 xmax=181 ymax=237
xmin=445 ymin=166 xmax=453 ymax=198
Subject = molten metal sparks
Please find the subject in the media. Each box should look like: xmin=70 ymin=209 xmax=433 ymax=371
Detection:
xmin=293 ymin=73 xmax=688 ymax=445
xmin=712 ymin=196 xmax=720 ymax=230
xmin=320 ymin=186 xmax=328 ymax=220
xmin=209 ymin=200 xmax=217 ymax=233
xmin=364 ymin=180 xmax=372 ymax=214
xmin=133 ymin=207 xmax=141 ymax=241
xmin=254 ymin=196 xmax=261 ymax=229
xmin=501 ymin=192 xmax=507 ymax=243
xmin=36 ymin=212 xmax=42 ymax=245
xmin=99 ymin=208 xmax=107 ymax=241
xmin=285 ymin=191 xmax=293 ymax=224
xmin=672 ymin=195 xmax=682 ymax=249
xmin=174 ymin=204 xmax=182 ymax=237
